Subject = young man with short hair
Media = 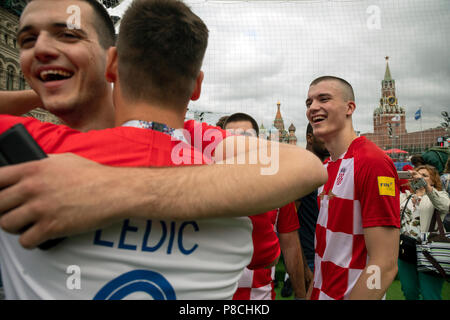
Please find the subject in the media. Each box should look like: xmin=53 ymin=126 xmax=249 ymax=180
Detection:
xmin=16 ymin=0 xmax=116 ymax=131
xmin=305 ymin=76 xmax=400 ymax=300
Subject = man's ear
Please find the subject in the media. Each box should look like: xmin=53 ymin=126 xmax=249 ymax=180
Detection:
xmin=105 ymin=47 xmax=118 ymax=83
xmin=346 ymin=101 xmax=356 ymax=117
xmin=190 ymin=71 xmax=204 ymax=101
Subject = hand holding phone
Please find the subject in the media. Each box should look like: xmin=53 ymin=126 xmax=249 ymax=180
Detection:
xmin=411 ymin=177 xmax=427 ymax=191
xmin=397 ymin=171 xmax=412 ymax=180
xmin=0 ymin=123 xmax=65 ymax=250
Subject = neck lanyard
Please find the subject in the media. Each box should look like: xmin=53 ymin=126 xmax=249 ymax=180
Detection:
xmin=121 ymin=120 xmax=189 ymax=145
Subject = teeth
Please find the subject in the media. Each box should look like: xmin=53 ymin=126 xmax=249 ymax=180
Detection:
xmin=313 ymin=116 xmax=326 ymax=122
xmin=40 ymin=69 xmax=73 ymax=81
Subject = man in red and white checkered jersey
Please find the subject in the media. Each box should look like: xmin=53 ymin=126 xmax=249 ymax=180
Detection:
xmin=233 ymin=202 xmax=301 ymax=300
xmin=305 ymin=76 xmax=400 ymax=300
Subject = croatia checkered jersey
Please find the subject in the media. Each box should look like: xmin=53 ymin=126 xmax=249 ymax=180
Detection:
xmin=0 ymin=115 xmax=276 ymax=299
xmin=311 ymin=137 xmax=400 ymax=300
xmin=233 ymin=202 xmax=299 ymax=300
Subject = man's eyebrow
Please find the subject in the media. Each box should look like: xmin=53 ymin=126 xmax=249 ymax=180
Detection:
xmin=17 ymin=25 xmax=33 ymax=38
xmin=17 ymin=23 xmax=89 ymax=38
xmin=52 ymin=23 xmax=89 ymax=37
xmin=306 ymin=93 xmax=333 ymax=105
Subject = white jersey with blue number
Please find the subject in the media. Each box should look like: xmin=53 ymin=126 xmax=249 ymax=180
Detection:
xmin=0 ymin=217 xmax=253 ymax=299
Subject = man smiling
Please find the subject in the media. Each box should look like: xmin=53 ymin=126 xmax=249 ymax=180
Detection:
xmin=16 ymin=0 xmax=115 ymax=131
xmin=305 ymin=76 xmax=400 ymax=300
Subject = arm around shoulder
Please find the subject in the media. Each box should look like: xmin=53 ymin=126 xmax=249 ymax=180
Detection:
xmin=214 ymin=135 xmax=328 ymax=210
xmin=0 ymin=140 xmax=327 ymax=248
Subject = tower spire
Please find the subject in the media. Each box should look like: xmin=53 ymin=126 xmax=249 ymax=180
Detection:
xmin=275 ymin=101 xmax=282 ymax=120
xmin=384 ymin=56 xmax=392 ymax=81
xmin=274 ymin=101 xmax=284 ymax=131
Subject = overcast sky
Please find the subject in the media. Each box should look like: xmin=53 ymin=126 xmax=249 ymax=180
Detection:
xmin=109 ymin=0 xmax=450 ymax=146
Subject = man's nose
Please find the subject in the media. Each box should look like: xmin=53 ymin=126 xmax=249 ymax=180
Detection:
xmin=309 ymin=99 xmax=321 ymax=111
xmin=33 ymin=33 xmax=59 ymax=62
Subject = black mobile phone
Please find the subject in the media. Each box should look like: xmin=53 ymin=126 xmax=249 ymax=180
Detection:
xmin=0 ymin=123 xmax=65 ymax=250
xmin=411 ymin=178 xmax=427 ymax=192
xmin=0 ymin=123 xmax=47 ymax=165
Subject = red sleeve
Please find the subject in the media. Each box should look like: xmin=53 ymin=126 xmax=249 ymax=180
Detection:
xmin=247 ymin=212 xmax=280 ymax=270
xmin=355 ymin=152 xmax=400 ymax=228
xmin=0 ymin=114 xmax=77 ymax=153
xmin=277 ymin=202 xmax=300 ymax=233
xmin=0 ymin=114 xmax=32 ymax=134
xmin=0 ymin=115 xmax=51 ymax=149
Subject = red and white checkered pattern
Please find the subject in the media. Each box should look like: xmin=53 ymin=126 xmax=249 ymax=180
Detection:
xmin=233 ymin=202 xmax=299 ymax=300
xmin=232 ymin=268 xmax=276 ymax=300
xmin=311 ymin=137 xmax=400 ymax=300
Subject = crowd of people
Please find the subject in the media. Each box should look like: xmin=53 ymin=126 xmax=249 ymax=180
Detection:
xmin=0 ymin=0 xmax=448 ymax=300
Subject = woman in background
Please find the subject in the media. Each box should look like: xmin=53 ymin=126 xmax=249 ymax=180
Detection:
xmin=398 ymin=165 xmax=449 ymax=300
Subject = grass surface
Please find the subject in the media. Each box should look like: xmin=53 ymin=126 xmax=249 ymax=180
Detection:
xmin=274 ymin=260 xmax=450 ymax=300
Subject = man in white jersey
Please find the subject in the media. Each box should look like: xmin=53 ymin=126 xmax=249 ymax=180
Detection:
xmin=0 ymin=0 xmax=327 ymax=250
xmin=305 ymin=76 xmax=400 ymax=300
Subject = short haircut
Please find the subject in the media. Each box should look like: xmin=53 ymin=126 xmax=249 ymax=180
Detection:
xmin=310 ymin=76 xmax=355 ymax=102
xmin=224 ymin=112 xmax=259 ymax=136
xmin=117 ymin=0 xmax=209 ymax=106
xmin=215 ymin=115 xmax=229 ymax=129
xmin=415 ymin=165 xmax=443 ymax=191
xmin=83 ymin=0 xmax=116 ymax=49
xmin=26 ymin=0 xmax=115 ymax=49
